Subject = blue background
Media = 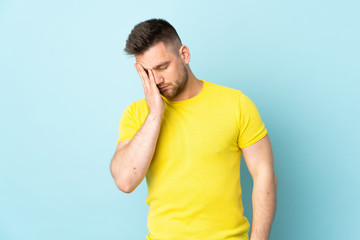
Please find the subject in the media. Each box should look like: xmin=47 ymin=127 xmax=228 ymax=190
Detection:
xmin=1 ymin=0 xmax=359 ymax=239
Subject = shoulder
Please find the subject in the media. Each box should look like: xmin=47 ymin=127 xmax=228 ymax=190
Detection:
xmin=205 ymin=80 xmax=244 ymax=101
xmin=125 ymin=98 xmax=148 ymax=111
xmin=132 ymin=97 xmax=148 ymax=109
xmin=124 ymin=98 xmax=149 ymax=124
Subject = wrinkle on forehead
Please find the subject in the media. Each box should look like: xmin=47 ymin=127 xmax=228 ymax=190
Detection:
xmin=135 ymin=42 xmax=177 ymax=70
xmin=136 ymin=57 xmax=173 ymax=71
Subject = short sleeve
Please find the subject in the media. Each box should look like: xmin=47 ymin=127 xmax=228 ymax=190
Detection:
xmin=237 ymin=92 xmax=268 ymax=149
xmin=116 ymin=102 xmax=140 ymax=145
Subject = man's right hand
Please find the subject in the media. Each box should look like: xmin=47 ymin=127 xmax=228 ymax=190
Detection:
xmin=111 ymin=63 xmax=165 ymax=193
xmin=135 ymin=63 xmax=165 ymax=117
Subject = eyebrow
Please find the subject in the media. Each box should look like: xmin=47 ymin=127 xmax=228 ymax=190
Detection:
xmin=151 ymin=61 xmax=171 ymax=70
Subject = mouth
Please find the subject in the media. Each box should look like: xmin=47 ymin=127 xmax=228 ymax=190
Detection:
xmin=159 ymin=85 xmax=169 ymax=91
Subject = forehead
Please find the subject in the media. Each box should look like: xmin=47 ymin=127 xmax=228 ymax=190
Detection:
xmin=135 ymin=41 xmax=175 ymax=69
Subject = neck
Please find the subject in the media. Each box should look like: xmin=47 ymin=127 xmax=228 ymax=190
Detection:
xmin=168 ymin=67 xmax=203 ymax=102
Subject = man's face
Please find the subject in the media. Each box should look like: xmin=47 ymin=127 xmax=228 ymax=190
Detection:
xmin=135 ymin=41 xmax=189 ymax=100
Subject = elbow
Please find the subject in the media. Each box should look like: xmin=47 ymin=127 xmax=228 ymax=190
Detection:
xmin=120 ymin=186 xmax=133 ymax=194
xmin=115 ymin=178 xmax=134 ymax=194
xmin=110 ymin=163 xmax=133 ymax=194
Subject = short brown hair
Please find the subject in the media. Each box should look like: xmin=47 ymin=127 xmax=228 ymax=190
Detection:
xmin=124 ymin=18 xmax=182 ymax=56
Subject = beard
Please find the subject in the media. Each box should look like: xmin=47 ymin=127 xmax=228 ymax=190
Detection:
xmin=161 ymin=63 xmax=189 ymax=99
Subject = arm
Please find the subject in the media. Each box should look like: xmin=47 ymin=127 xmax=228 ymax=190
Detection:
xmin=110 ymin=113 xmax=162 ymax=193
xmin=110 ymin=63 xmax=165 ymax=194
xmin=241 ymin=134 xmax=277 ymax=240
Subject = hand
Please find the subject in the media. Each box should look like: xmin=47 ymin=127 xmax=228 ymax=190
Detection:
xmin=134 ymin=63 xmax=165 ymax=117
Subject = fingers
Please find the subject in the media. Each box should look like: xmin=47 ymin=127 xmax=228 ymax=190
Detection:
xmin=147 ymin=68 xmax=159 ymax=93
xmin=134 ymin=63 xmax=145 ymax=87
xmin=136 ymin=63 xmax=150 ymax=95
xmin=134 ymin=62 xmax=164 ymax=116
xmin=135 ymin=63 xmax=159 ymax=94
xmin=135 ymin=63 xmax=150 ymax=90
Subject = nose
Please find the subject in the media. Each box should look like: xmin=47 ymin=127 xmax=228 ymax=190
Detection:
xmin=152 ymin=71 xmax=164 ymax=85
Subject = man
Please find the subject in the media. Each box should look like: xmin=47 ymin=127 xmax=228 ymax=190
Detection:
xmin=110 ymin=18 xmax=277 ymax=240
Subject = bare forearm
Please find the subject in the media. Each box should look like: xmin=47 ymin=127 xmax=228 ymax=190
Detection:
xmin=111 ymin=113 xmax=162 ymax=192
xmin=250 ymin=173 xmax=277 ymax=240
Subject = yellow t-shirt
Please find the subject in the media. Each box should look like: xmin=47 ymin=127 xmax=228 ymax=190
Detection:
xmin=116 ymin=79 xmax=268 ymax=240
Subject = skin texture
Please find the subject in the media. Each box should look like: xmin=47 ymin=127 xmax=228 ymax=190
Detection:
xmin=112 ymin=40 xmax=277 ymax=239
xmin=241 ymin=134 xmax=277 ymax=240
xmin=110 ymin=41 xmax=204 ymax=194
xmin=134 ymin=41 xmax=204 ymax=104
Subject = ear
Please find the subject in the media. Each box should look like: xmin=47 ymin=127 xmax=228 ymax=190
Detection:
xmin=178 ymin=45 xmax=190 ymax=65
